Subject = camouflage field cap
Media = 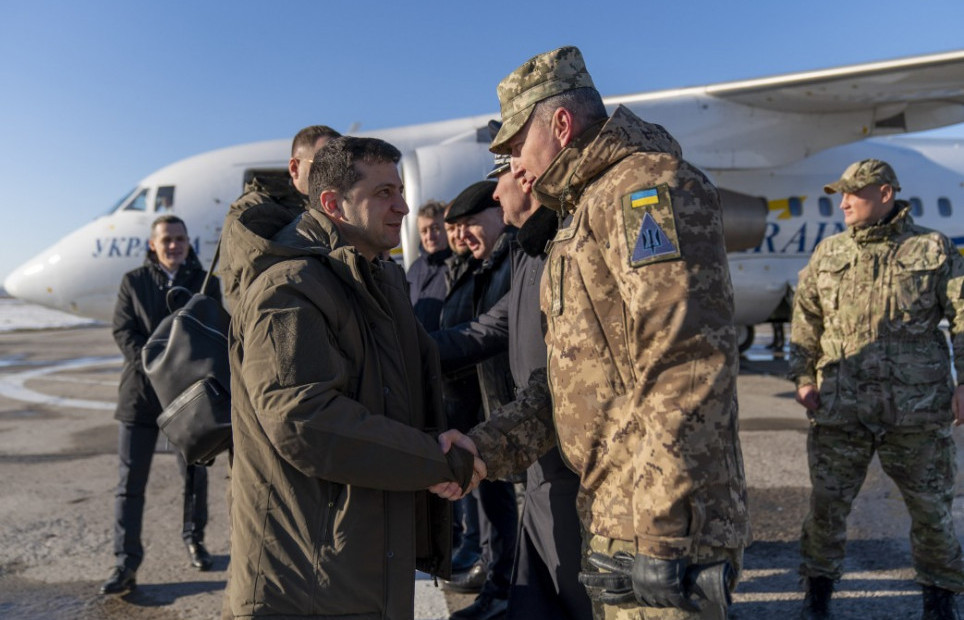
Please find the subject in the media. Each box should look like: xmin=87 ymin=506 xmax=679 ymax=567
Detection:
xmin=486 ymin=120 xmax=511 ymax=178
xmin=489 ymin=46 xmax=595 ymax=155
xmin=823 ymin=158 xmax=901 ymax=194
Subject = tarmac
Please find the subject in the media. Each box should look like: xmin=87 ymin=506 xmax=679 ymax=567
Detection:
xmin=0 ymin=324 xmax=962 ymax=619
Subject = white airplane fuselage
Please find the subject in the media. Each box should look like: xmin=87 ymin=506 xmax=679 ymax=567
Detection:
xmin=6 ymin=131 xmax=962 ymax=336
xmin=6 ymin=49 xmax=964 ymax=335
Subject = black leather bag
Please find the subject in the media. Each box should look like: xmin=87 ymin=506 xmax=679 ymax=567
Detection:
xmin=142 ymin=247 xmax=231 ymax=465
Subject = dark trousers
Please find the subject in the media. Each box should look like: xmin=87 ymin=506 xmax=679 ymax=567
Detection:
xmin=113 ymin=421 xmax=208 ymax=571
xmin=454 ymin=493 xmax=481 ymax=555
xmin=507 ymin=467 xmax=591 ymax=619
xmin=477 ymin=478 xmax=519 ymax=598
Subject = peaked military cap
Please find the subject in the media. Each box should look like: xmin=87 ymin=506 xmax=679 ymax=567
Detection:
xmin=490 ymin=46 xmax=595 ymax=155
xmin=486 ymin=120 xmax=511 ymax=178
xmin=445 ymin=181 xmax=499 ymax=223
xmin=824 ymin=159 xmax=901 ymax=194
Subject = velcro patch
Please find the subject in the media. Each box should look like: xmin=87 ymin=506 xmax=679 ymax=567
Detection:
xmin=620 ymin=185 xmax=681 ymax=268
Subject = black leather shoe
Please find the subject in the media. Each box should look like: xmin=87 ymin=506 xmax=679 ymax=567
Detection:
xmin=441 ymin=561 xmax=486 ymax=594
xmin=100 ymin=566 xmax=136 ymax=595
xmin=186 ymin=541 xmax=213 ymax=571
xmin=449 ymin=591 xmax=508 ymax=620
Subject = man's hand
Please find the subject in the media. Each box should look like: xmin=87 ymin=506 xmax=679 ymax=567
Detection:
xmin=953 ymin=385 xmax=964 ymax=426
xmin=579 ymin=552 xmax=701 ymax=611
xmin=630 ymin=555 xmax=700 ymax=611
xmin=438 ymin=429 xmax=479 ymax=458
xmin=428 ymin=432 xmax=487 ymax=500
xmin=795 ymin=384 xmax=820 ymax=411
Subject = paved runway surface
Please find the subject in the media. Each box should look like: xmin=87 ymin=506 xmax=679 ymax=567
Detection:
xmin=0 ymin=324 xmax=962 ymax=619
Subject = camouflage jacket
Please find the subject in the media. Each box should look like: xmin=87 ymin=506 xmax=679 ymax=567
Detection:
xmin=789 ymin=205 xmax=964 ymax=429
xmin=219 ymin=175 xmax=308 ymax=312
xmin=533 ymin=105 xmax=750 ymax=559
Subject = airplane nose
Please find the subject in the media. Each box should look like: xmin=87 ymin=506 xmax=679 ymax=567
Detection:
xmin=4 ymin=252 xmax=65 ymax=308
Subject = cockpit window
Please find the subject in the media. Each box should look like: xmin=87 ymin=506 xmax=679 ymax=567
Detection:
xmin=122 ymin=188 xmax=149 ymax=212
xmin=155 ymin=186 xmax=175 ymax=212
xmin=106 ymin=187 xmax=139 ymax=215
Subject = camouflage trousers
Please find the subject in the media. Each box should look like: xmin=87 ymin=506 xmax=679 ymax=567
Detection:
xmin=800 ymin=423 xmax=964 ymax=591
xmin=586 ymin=534 xmax=743 ymax=620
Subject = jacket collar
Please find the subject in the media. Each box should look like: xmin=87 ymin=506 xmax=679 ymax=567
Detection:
xmin=533 ymin=105 xmax=683 ymax=215
xmin=850 ymin=201 xmax=912 ymax=244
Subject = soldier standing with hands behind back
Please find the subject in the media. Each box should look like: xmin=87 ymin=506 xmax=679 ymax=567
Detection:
xmin=790 ymin=159 xmax=964 ymax=620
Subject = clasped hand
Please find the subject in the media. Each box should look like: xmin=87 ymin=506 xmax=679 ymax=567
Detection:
xmin=428 ymin=429 xmax=486 ymax=500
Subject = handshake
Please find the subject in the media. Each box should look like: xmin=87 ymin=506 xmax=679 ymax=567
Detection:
xmin=429 ymin=430 xmax=486 ymax=500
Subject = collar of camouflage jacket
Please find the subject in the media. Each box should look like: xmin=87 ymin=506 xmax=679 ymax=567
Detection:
xmin=850 ymin=202 xmax=912 ymax=244
xmin=533 ymin=105 xmax=683 ymax=214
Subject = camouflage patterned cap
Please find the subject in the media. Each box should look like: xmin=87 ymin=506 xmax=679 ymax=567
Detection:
xmin=823 ymin=159 xmax=901 ymax=194
xmin=490 ymin=46 xmax=595 ymax=155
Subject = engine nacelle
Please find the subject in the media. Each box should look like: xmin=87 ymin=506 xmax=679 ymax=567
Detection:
xmin=719 ymin=188 xmax=768 ymax=252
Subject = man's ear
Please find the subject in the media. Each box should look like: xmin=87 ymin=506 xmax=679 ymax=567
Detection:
xmin=288 ymin=157 xmax=300 ymax=182
xmin=551 ymin=107 xmax=576 ymax=148
xmin=319 ymin=189 xmax=343 ymax=220
xmin=879 ymin=183 xmax=895 ymax=204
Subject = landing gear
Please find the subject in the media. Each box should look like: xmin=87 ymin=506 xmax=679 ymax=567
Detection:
xmin=736 ymin=324 xmax=755 ymax=354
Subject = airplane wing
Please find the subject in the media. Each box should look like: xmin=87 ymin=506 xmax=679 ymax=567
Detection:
xmin=608 ymin=50 xmax=964 ymax=169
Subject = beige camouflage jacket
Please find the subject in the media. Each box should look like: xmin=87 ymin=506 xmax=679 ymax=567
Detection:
xmin=789 ymin=206 xmax=964 ymax=429
xmin=533 ymin=105 xmax=750 ymax=559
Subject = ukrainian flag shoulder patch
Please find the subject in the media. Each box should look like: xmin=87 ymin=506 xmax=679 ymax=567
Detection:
xmin=620 ymin=184 xmax=681 ymax=268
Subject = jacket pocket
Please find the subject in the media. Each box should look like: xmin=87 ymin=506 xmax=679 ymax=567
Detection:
xmin=815 ymin=255 xmax=850 ymax=315
xmin=889 ymin=362 xmax=953 ymax=426
xmin=812 ymin=362 xmax=844 ymax=424
xmin=321 ymin=482 xmax=345 ymax=547
xmin=892 ymin=255 xmax=942 ymax=320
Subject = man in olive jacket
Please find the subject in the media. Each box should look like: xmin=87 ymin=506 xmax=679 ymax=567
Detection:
xmin=226 ymin=136 xmax=481 ymax=619
xmin=220 ymin=124 xmax=341 ymax=312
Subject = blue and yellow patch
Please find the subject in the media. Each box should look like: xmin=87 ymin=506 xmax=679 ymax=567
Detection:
xmin=620 ymin=184 xmax=681 ymax=267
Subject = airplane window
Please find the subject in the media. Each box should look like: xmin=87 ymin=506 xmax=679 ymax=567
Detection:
xmin=938 ymin=197 xmax=952 ymax=217
xmin=155 ymin=186 xmax=175 ymax=212
xmin=818 ymin=197 xmax=833 ymax=217
xmin=123 ymin=188 xmax=149 ymax=212
xmin=909 ymin=197 xmax=923 ymax=217
xmin=106 ymin=187 xmax=139 ymax=215
xmin=788 ymin=196 xmax=803 ymax=217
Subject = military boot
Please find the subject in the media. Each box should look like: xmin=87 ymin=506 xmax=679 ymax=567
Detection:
xmin=922 ymin=585 xmax=960 ymax=620
xmin=800 ymin=575 xmax=833 ymax=619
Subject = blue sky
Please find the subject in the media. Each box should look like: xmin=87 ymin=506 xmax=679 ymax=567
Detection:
xmin=2 ymin=0 xmax=964 ymax=282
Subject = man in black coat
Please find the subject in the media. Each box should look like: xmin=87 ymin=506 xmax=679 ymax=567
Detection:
xmin=437 ymin=181 xmax=520 ymax=620
xmin=100 ymin=215 xmax=220 ymax=595
xmin=406 ymin=199 xmax=452 ymax=331
xmin=434 ymin=146 xmax=592 ymax=620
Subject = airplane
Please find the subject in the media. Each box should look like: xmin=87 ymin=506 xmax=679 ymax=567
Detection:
xmin=6 ymin=49 xmax=964 ymax=352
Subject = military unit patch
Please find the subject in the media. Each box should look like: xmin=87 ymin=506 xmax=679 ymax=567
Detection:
xmin=621 ymin=185 xmax=681 ymax=268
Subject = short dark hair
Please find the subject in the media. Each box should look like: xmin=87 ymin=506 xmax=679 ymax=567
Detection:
xmin=151 ymin=214 xmax=187 ymax=236
xmin=417 ymin=200 xmax=446 ymax=219
xmin=291 ymin=125 xmax=342 ymax=157
xmin=308 ymin=137 xmax=402 ymax=208
xmin=533 ymin=87 xmax=607 ymax=127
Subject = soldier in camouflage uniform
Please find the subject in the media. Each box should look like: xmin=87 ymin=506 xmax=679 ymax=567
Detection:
xmin=789 ymin=159 xmax=964 ymax=619
xmin=473 ymin=46 xmax=750 ymax=620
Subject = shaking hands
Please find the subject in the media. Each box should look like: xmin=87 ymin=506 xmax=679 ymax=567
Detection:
xmin=428 ymin=430 xmax=486 ymax=500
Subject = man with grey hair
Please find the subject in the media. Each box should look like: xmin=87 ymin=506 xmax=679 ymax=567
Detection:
xmin=790 ymin=158 xmax=964 ymax=619
xmin=454 ymin=46 xmax=750 ymax=619
xmin=407 ymin=199 xmax=451 ymax=331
